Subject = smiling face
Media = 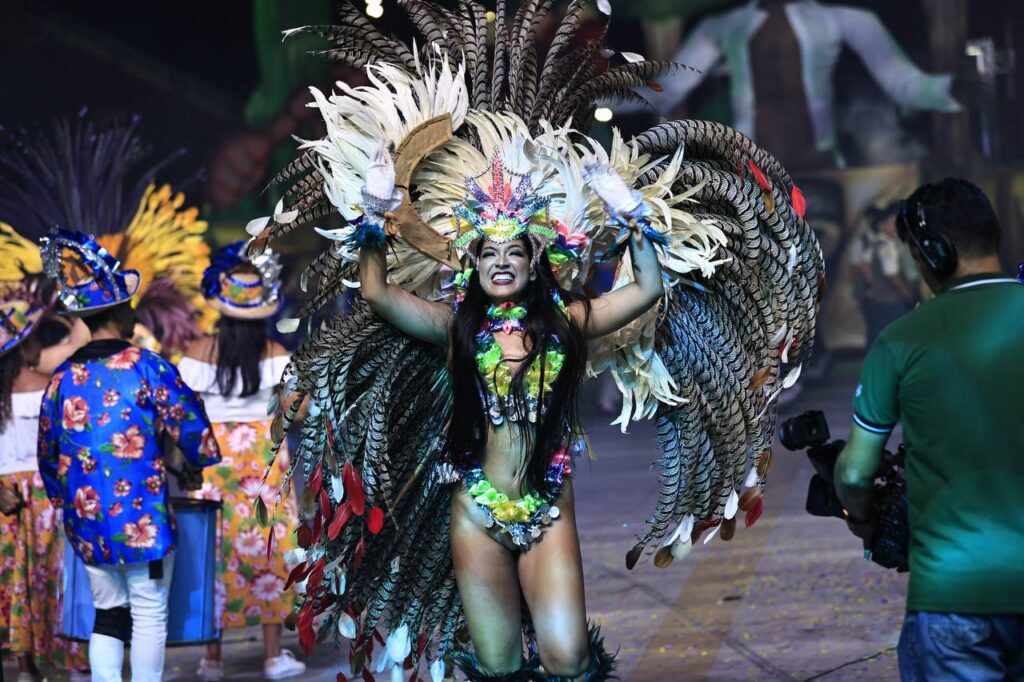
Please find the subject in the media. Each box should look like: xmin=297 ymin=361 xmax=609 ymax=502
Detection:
xmin=477 ymin=238 xmax=532 ymax=302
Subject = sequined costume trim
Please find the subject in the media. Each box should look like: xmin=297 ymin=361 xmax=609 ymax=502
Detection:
xmin=462 ymin=449 xmax=572 ymax=548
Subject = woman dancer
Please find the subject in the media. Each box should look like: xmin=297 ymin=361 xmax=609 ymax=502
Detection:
xmin=181 ymin=243 xmax=305 ymax=681
xmin=246 ymin=2 xmax=820 ymax=679
xmin=0 ymin=298 xmax=88 ymax=681
xmin=355 ymin=148 xmax=663 ymax=677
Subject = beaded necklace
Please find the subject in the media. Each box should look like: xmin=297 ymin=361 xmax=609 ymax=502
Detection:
xmin=475 ymin=295 xmax=568 ymax=425
xmin=451 ymin=273 xmax=576 ymax=546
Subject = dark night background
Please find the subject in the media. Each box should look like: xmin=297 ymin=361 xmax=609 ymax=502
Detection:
xmin=2 ymin=1 xmax=1019 ymax=180
xmin=1 ymin=0 xmax=1022 ymax=270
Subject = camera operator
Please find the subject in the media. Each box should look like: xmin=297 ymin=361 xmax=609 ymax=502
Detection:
xmin=833 ymin=179 xmax=1024 ymax=680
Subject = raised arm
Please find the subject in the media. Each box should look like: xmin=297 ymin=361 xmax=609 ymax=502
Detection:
xmin=359 ymin=244 xmax=450 ymax=347
xmin=36 ymin=317 xmax=91 ymax=375
xmin=574 ymin=233 xmax=662 ymax=338
xmin=356 ymin=141 xmax=450 ymax=347
xmin=572 ymin=163 xmax=664 ymax=338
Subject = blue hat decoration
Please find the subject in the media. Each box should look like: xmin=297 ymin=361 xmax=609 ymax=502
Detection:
xmin=0 ymin=299 xmax=42 ymax=358
xmin=201 ymin=240 xmax=282 ymax=320
xmin=39 ymin=229 xmax=141 ymax=316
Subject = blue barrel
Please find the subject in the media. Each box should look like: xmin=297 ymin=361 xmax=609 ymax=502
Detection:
xmin=59 ymin=498 xmax=222 ymax=645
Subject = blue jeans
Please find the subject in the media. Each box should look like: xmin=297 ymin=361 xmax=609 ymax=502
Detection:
xmin=899 ymin=611 xmax=1024 ymax=681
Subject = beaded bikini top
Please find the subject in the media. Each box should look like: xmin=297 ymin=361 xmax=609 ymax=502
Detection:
xmin=475 ymin=298 xmax=566 ymax=426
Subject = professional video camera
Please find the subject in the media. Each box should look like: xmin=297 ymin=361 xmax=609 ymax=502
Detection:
xmin=779 ymin=410 xmax=909 ymax=572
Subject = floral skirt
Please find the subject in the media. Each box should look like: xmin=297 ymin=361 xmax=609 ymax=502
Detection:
xmin=0 ymin=471 xmax=87 ymax=668
xmin=189 ymin=421 xmax=298 ymax=628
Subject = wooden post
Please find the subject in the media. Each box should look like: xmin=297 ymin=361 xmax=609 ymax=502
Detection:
xmin=920 ymin=0 xmax=973 ymax=169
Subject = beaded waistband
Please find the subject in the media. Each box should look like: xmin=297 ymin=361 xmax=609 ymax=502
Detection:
xmin=462 ymin=449 xmax=572 ymax=548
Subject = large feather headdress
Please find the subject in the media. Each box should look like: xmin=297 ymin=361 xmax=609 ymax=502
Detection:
xmin=453 ymin=152 xmax=554 ymax=252
xmin=245 ymin=1 xmax=821 ymax=674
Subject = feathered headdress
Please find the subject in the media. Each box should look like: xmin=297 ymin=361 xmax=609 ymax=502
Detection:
xmin=453 ymin=153 xmax=555 ymax=254
xmin=0 ymin=114 xmax=213 ymax=347
xmin=243 ymin=1 xmax=821 ymax=676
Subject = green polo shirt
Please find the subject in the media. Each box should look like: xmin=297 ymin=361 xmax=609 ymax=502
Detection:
xmin=852 ymin=273 xmax=1024 ymax=614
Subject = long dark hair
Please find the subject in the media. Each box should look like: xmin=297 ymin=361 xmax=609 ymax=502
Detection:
xmin=0 ymin=329 xmax=40 ymax=432
xmin=447 ymin=240 xmax=591 ymax=491
xmin=211 ymin=315 xmax=268 ymax=397
xmin=0 ymin=345 xmax=24 ymax=432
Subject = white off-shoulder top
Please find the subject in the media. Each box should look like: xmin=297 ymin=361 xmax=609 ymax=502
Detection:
xmin=178 ymin=356 xmax=288 ymax=423
xmin=0 ymin=390 xmax=44 ymax=476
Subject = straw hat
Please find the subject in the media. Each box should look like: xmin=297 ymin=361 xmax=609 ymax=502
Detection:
xmin=205 ymin=269 xmax=281 ymax=320
xmin=0 ymin=300 xmax=43 ymax=358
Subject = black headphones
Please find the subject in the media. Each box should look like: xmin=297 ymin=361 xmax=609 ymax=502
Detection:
xmin=895 ymin=199 xmax=958 ymax=280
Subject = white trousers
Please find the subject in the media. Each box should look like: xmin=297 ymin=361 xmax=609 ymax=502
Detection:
xmin=84 ymin=553 xmax=174 ymax=682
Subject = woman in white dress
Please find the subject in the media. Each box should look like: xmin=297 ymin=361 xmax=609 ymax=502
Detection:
xmin=0 ymin=300 xmax=89 ymax=681
xmin=180 ymin=243 xmax=305 ymax=681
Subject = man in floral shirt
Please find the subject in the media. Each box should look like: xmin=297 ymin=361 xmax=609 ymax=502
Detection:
xmin=36 ymin=229 xmax=221 ymax=682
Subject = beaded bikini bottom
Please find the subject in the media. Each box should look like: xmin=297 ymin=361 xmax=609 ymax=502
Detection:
xmin=462 ymin=449 xmax=573 ymax=549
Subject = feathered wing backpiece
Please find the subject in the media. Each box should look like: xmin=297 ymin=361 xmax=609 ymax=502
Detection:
xmin=250 ymin=1 xmax=820 ymax=676
xmin=0 ymin=114 xmax=214 ymax=350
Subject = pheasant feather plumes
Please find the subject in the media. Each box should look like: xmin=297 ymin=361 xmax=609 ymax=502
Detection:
xmin=0 ymin=116 xmax=215 ymax=347
xmin=257 ymin=1 xmax=820 ymax=676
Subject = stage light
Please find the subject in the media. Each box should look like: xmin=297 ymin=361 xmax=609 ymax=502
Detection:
xmin=486 ymin=11 xmax=496 ymax=23
xmin=367 ymin=3 xmax=384 ymax=18
xmin=594 ymin=107 xmax=613 ymax=123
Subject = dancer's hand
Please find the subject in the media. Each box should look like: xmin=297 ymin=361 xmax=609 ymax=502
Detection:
xmin=583 ymin=162 xmax=642 ymax=216
xmin=365 ymin=140 xmax=397 ymax=199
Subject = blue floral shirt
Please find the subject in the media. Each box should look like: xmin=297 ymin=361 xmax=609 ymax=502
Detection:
xmin=38 ymin=340 xmax=221 ymax=566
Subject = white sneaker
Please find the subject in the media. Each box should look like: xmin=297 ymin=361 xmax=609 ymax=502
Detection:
xmin=15 ymin=674 xmax=46 ymax=682
xmin=196 ymin=657 xmax=225 ymax=682
xmin=264 ymin=650 xmax=307 ymax=680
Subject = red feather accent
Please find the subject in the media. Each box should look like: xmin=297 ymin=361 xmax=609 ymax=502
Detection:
xmin=337 ymin=675 xmax=348 ymax=682
xmin=689 ymin=519 xmax=717 ymax=544
xmin=309 ymin=462 xmax=323 ymax=497
xmin=328 ymin=501 xmax=353 ymax=540
xmin=344 ymin=462 xmax=366 ymax=516
xmin=314 ymin=593 xmax=337 ymax=615
xmin=791 ymin=184 xmax=807 ymax=219
xmin=745 ymin=496 xmax=764 ymax=528
xmin=746 ymin=159 xmax=771 ymax=191
xmin=645 ymin=80 xmax=663 ymax=92
xmin=361 ymin=670 xmax=376 ymax=682
xmin=367 ymin=506 xmax=384 ymax=534
xmin=306 ymin=557 xmax=326 ymax=593
xmin=297 ymin=602 xmax=315 ymax=655
xmin=297 ymin=523 xmax=313 ymax=549
xmin=284 ymin=561 xmax=309 ymax=590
